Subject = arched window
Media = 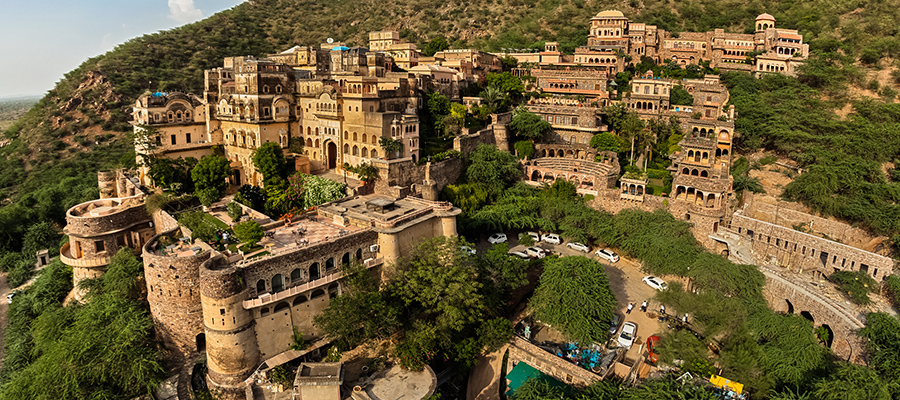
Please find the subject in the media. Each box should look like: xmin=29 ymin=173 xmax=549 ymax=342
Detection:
xmin=343 ymin=144 xmax=350 ymax=154
xmin=325 ymin=257 xmax=335 ymax=271
xmin=291 ymin=268 xmax=303 ymax=282
xmin=342 ymin=252 xmax=350 ymax=266
xmin=371 ymin=149 xmax=378 ymax=158
xmin=362 ymin=147 xmax=369 ymax=157
xmin=260 ymin=307 xmax=271 ymax=317
xmin=272 ymin=274 xmax=284 ymax=293
xmin=310 ymin=262 xmax=320 ymax=280
xmin=293 ymin=295 xmax=308 ymax=306
xmin=311 ymin=289 xmax=326 ymax=299
xmin=256 ymin=279 xmax=266 ymax=293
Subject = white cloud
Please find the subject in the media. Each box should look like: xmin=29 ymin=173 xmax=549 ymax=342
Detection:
xmin=168 ymin=0 xmax=203 ymax=24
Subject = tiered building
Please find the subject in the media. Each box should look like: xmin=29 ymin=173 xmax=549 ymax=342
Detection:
xmin=502 ymin=10 xmax=808 ymax=76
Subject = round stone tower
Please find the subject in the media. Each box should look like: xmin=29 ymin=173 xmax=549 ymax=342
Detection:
xmin=143 ymin=227 xmax=208 ymax=358
xmin=200 ymin=255 xmax=259 ymax=400
xmin=98 ymin=170 xmax=118 ymax=199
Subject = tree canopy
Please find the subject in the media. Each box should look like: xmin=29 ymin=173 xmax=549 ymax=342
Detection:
xmin=510 ymin=107 xmax=552 ymax=141
xmin=252 ymin=142 xmax=287 ymax=189
xmin=192 ymin=154 xmax=231 ymax=197
xmin=530 ymin=256 xmax=616 ymax=344
xmin=466 ymin=144 xmax=522 ymax=192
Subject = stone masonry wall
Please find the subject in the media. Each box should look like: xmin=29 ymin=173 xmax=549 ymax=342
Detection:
xmin=745 ymin=196 xmax=888 ymax=253
xmin=761 ymin=269 xmax=866 ymax=364
xmin=243 ymin=230 xmax=378 ymax=298
xmin=144 ymin=227 xmax=209 ymax=357
xmin=507 ymin=337 xmax=600 ymax=388
xmin=731 ymin=212 xmax=893 ymax=280
xmin=373 ymin=157 xmax=463 ymax=197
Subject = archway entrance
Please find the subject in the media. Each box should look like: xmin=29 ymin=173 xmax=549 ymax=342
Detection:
xmin=327 ymin=142 xmax=337 ymax=169
xmin=232 ymin=169 xmax=242 ymax=186
xmin=196 ymin=333 xmax=206 ymax=353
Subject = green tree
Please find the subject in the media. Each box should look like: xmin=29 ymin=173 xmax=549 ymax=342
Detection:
xmin=227 ymin=201 xmax=243 ymax=222
xmin=252 ymin=142 xmax=287 ymax=189
xmin=485 ymin=72 xmax=525 ymax=99
xmin=314 ymin=263 xmax=401 ymax=350
xmin=813 ymin=364 xmax=890 ymax=400
xmin=23 ymin=221 xmax=61 ymax=257
xmin=480 ymin=85 xmax=508 ymax=113
xmin=177 ymin=211 xmax=218 ymax=242
xmin=859 ymin=312 xmax=900 ymax=394
xmin=509 ymin=107 xmax=552 ymax=140
xmin=466 ymin=144 xmax=521 ymax=192
xmin=422 ymin=37 xmax=449 ymax=56
xmin=378 ymin=136 xmax=403 ymax=158
xmin=829 ymin=270 xmax=878 ymax=305
xmin=1 ymin=249 xmax=164 ymax=400
xmin=669 ymin=85 xmax=694 ymax=105
xmin=590 ymin=132 xmax=621 ymax=152
xmin=191 ymin=154 xmax=231 ymax=198
xmin=233 ymin=221 xmax=265 ymax=247
xmin=530 ymin=256 xmax=616 ymax=344
xmin=514 ymin=140 xmax=535 ymax=159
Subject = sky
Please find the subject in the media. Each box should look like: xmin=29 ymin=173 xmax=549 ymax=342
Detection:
xmin=0 ymin=0 xmax=245 ymax=99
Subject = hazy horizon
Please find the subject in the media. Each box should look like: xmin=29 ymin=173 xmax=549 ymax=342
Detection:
xmin=0 ymin=0 xmax=245 ymax=98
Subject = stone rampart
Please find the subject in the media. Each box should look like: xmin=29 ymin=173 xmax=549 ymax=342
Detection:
xmin=745 ymin=197 xmax=888 ymax=253
xmin=507 ymin=337 xmax=601 ymax=388
xmin=144 ymin=227 xmax=210 ymax=357
xmin=730 ymin=211 xmax=893 ymax=280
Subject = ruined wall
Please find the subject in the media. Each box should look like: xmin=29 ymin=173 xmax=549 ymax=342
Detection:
xmin=731 ymin=212 xmax=893 ymax=280
xmin=507 ymin=337 xmax=600 ymax=388
xmin=143 ymin=228 xmax=209 ymax=358
xmin=373 ymin=157 xmax=463 ymax=197
xmin=745 ymin=196 xmax=889 ymax=254
xmin=761 ymin=269 xmax=866 ymax=364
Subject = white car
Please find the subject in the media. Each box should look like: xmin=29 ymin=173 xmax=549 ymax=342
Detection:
xmin=6 ymin=293 xmax=14 ymax=304
xmin=540 ymin=233 xmax=561 ymax=245
xmin=525 ymin=246 xmax=547 ymax=259
xmin=508 ymin=250 xmax=530 ymax=260
xmin=488 ymin=233 xmax=508 ymax=244
xmin=460 ymin=246 xmax=476 ymax=255
xmin=618 ymin=321 xmax=637 ymax=348
xmin=524 ymin=231 xmax=540 ymax=243
xmin=642 ymin=276 xmax=668 ymax=291
xmin=595 ymin=249 xmax=619 ymax=263
xmin=566 ymin=242 xmax=590 ymax=252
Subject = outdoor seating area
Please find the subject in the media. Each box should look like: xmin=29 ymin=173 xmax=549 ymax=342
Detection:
xmin=155 ymin=235 xmax=207 ymax=257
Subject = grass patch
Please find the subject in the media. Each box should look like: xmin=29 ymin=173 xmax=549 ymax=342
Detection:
xmin=201 ymin=212 xmax=229 ymax=230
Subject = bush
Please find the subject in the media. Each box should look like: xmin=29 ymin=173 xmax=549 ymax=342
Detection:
xmin=830 ymin=270 xmax=878 ymax=305
xmin=227 ymin=202 xmax=243 ymax=222
xmin=234 ymin=221 xmax=265 ymax=247
xmin=514 ymin=140 xmax=535 ymax=159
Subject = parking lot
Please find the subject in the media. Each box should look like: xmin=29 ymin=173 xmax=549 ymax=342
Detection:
xmin=477 ymin=231 xmax=669 ymax=348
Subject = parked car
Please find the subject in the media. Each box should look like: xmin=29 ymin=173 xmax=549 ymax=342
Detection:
xmin=608 ymin=314 xmax=622 ymax=338
xmin=566 ymin=242 xmax=590 ymax=252
xmin=460 ymin=246 xmax=476 ymax=255
xmin=642 ymin=276 xmax=668 ymax=291
xmin=647 ymin=335 xmax=661 ymax=363
xmin=524 ymin=231 xmax=540 ymax=243
xmin=6 ymin=292 xmax=14 ymax=304
xmin=525 ymin=246 xmax=547 ymax=259
xmin=508 ymin=250 xmax=530 ymax=260
xmin=488 ymin=233 xmax=508 ymax=244
xmin=617 ymin=321 xmax=637 ymax=348
xmin=541 ymin=233 xmax=561 ymax=244
xmin=595 ymin=249 xmax=620 ymax=263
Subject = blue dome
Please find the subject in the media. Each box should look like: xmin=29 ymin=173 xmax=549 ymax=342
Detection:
xmin=332 ymin=46 xmax=349 ymax=51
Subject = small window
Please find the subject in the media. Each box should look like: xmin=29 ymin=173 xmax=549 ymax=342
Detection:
xmin=116 ymin=235 xmax=126 ymax=247
xmin=95 ymin=241 xmax=105 ymax=252
xmin=171 ymin=135 xmax=177 ymax=145
xmin=220 ymin=308 xmax=225 ymax=315
xmin=186 ymin=133 xmax=191 ymax=143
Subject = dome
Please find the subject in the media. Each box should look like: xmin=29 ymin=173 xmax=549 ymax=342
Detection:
xmin=594 ymin=10 xmax=626 ymax=19
xmin=756 ymin=13 xmax=776 ymax=21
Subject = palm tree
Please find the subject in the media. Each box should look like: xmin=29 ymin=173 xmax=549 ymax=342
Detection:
xmin=480 ymin=85 xmax=507 ymax=114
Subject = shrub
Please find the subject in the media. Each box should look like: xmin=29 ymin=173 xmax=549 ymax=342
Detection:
xmin=830 ymin=270 xmax=878 ymax=305
xmin=227 ymin=201 xmax=243 ymax=222
xmin=234 ymin=221 xmax=265 ymax=247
